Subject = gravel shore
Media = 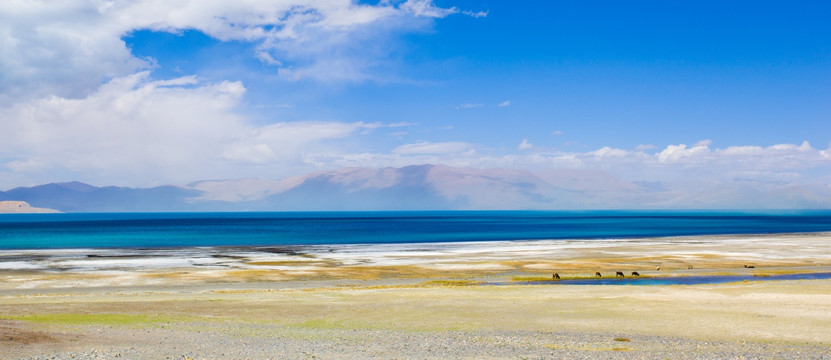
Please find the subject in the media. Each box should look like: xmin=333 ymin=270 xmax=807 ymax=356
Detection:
xmin=7 ymin=324 xmax=831 ymax=359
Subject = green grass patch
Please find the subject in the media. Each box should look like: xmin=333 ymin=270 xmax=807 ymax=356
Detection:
xmin=292 ymin=318 xmax=350 ymax=330
xmin=4 ymin=313 xmax=196 ymax=326
xmin=419 ymin=280 xmax=484 ymax=287
xmin=511 ymin=276 xmax=555 ymax=282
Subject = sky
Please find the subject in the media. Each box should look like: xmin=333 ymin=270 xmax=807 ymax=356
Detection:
xmin=1 ymin=0 xmax=830 ymax=190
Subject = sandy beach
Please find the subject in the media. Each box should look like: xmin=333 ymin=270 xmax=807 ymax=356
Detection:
xmin=2 ymin=233 xmax=831 ymax=359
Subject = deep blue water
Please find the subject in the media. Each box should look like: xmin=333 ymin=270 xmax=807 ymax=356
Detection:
xmin=1 ymin=211 xmax=830 ymax=250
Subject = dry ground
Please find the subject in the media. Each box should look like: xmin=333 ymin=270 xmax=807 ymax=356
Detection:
xmin=2 ymin=233 xmax=831 ymax=359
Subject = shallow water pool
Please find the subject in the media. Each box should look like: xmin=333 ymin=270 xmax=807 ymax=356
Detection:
xmin=512 ymin=272 xmax=831 ymax=286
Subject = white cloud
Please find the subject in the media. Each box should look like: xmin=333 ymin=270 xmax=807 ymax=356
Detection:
xmin=551 ymin=130 xmax=564 ymax=136
xmin=0 ymin=0 xmax=482 ymax=187
xmin=222 ymin=121 xmax=384 ymax=164
xmin=0 ymin=73 xmax=394 ymax=186
xmin=5 ymin=158 xmax=47 ymax=173
xmin=228 ymin=140 xmax=831 ymax=209
xmin=220 ymin=143 xmax=278 ymax=165
xmin=721 ymin=145 xmax=764 ymax=156
xmin=1 ymin=72 xmax=247 ymax=184
xmin=0 ymin=1 xmax=826 ymax=196
xmin=401 ymin=0 xmax=460 ymax=18
xmin=498 ymin=100 xmax=511 ymax=107
xmin=693 ymin=139 xmax=713 ymax=147
xmin=401 ymin=0 xmax=487 ymax=18
xmin=324 ymin=140 xmax=831 ymax=190
xmin=535 ymin=141 xmax=831 ymax=185
xmin=656 ymin=143 xmax=711 ymax=163
xmin=0 ymin=1 xmax=146 ymax=103
xmin=0 ymin=0 xmax=481 ymax=103
xmin=517 ymin=139 xmax=533 ymax=150
xmin=590 ymin=147 xmax=628 ymax=158
xmin=393 ymin=142 xmax=475 ymax=155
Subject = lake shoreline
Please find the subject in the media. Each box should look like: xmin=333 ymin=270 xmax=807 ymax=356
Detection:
xmin=2 ymin=232 xmax=830 ymax=358
xmin=2 ymin=232 xmax=830 ymax=289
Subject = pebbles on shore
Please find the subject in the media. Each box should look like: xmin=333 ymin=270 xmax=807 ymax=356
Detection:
xmin=9 ymin=326 xmax=831 ymax=360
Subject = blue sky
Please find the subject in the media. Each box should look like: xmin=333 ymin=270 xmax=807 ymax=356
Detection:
xmin=1 ymin=0 xmax=829 ymax=190
xmin=125 ymin=0 xmax=831 ymax=149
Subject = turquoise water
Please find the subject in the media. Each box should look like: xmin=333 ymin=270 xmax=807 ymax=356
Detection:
xmin=1 ymin=210 xmax=830 ymax=250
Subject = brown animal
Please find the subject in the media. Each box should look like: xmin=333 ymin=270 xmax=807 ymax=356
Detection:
xmin=631 ymin=271 xmax=640 ymax=277
xmin=688 ymin=265 xmax=693 ymax=270
xmin=553 ymin=273 xmax=560 ymax=280
xmin=595 ymin=272 xmax=602 ymax=277
xmin=656 ymin=266 xmax=661 ymax=271
xmin=744 ymin=265 xmax=755 ymax=269
xmin=615 ymin=271 xmax=624 ymax=278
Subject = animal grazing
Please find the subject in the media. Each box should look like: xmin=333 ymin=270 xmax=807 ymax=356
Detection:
xmin=615 ymin=271 xmax=624 ymax=278
xmin=595 ymin=272 xmax=602 ymax=277
xmin=631 ymin=271 xmax=640 ymax=277
xmin=656 ymin=266 xmax=661 ymax=271
xmin=744 ymin=265 xmax=755 ymax=269
xmin=688 ymin=265 xmax=693 ymax=270
xmin=553 ymin=273 xmax=560 ymax=280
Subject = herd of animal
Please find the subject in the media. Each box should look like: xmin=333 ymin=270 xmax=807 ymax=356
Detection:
xmin=551 ymin=271 xmax=641 ymax=280
xmin=551 ymin=264 xmax=756 ymax=280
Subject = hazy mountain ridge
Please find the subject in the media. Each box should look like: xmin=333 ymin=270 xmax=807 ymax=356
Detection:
xmin=1 ymin=165 xmax=828 ymax=212
xmin=0 ymin=181 xmax=202 ymax=212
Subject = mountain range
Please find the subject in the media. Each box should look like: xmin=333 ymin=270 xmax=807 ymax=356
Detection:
xmin=1 ymin=164 xmax=829 ymax=212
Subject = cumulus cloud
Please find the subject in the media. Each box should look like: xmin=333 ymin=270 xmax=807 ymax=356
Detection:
xmin=1 ymin=72 xmax=246 ymax=184
xmin=517 ymin=139 xmax=533 ymax=150
xmin=523 ymin=141 xmax=831 ymax=186
xmin=656 ymin=142 xmax=711 ymax=163
xmin=0 ymin=73 xmax=393 ymax=186
xmin=320 ymin=140 xmax=831 ymax=190
xmin=1 ymin=0 xmax=827 ymax=196
xmin=0 ymin=0 xmax=483 ymax=187
xmin=0 ymin=0 xmax=481 ymax=103
xmin=0 ymin=2 xmax=145 ymax=103
xmin=694 ymin=139 xmax=713 ymax=147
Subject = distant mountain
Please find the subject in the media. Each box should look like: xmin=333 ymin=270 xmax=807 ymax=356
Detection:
xmin=0 ymin=181 xmax=202 ymax=212
xmin=188 ymin=165 xmax=605 ymax=210
xmin=1 ymin=164 xmax=829 ymax=212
